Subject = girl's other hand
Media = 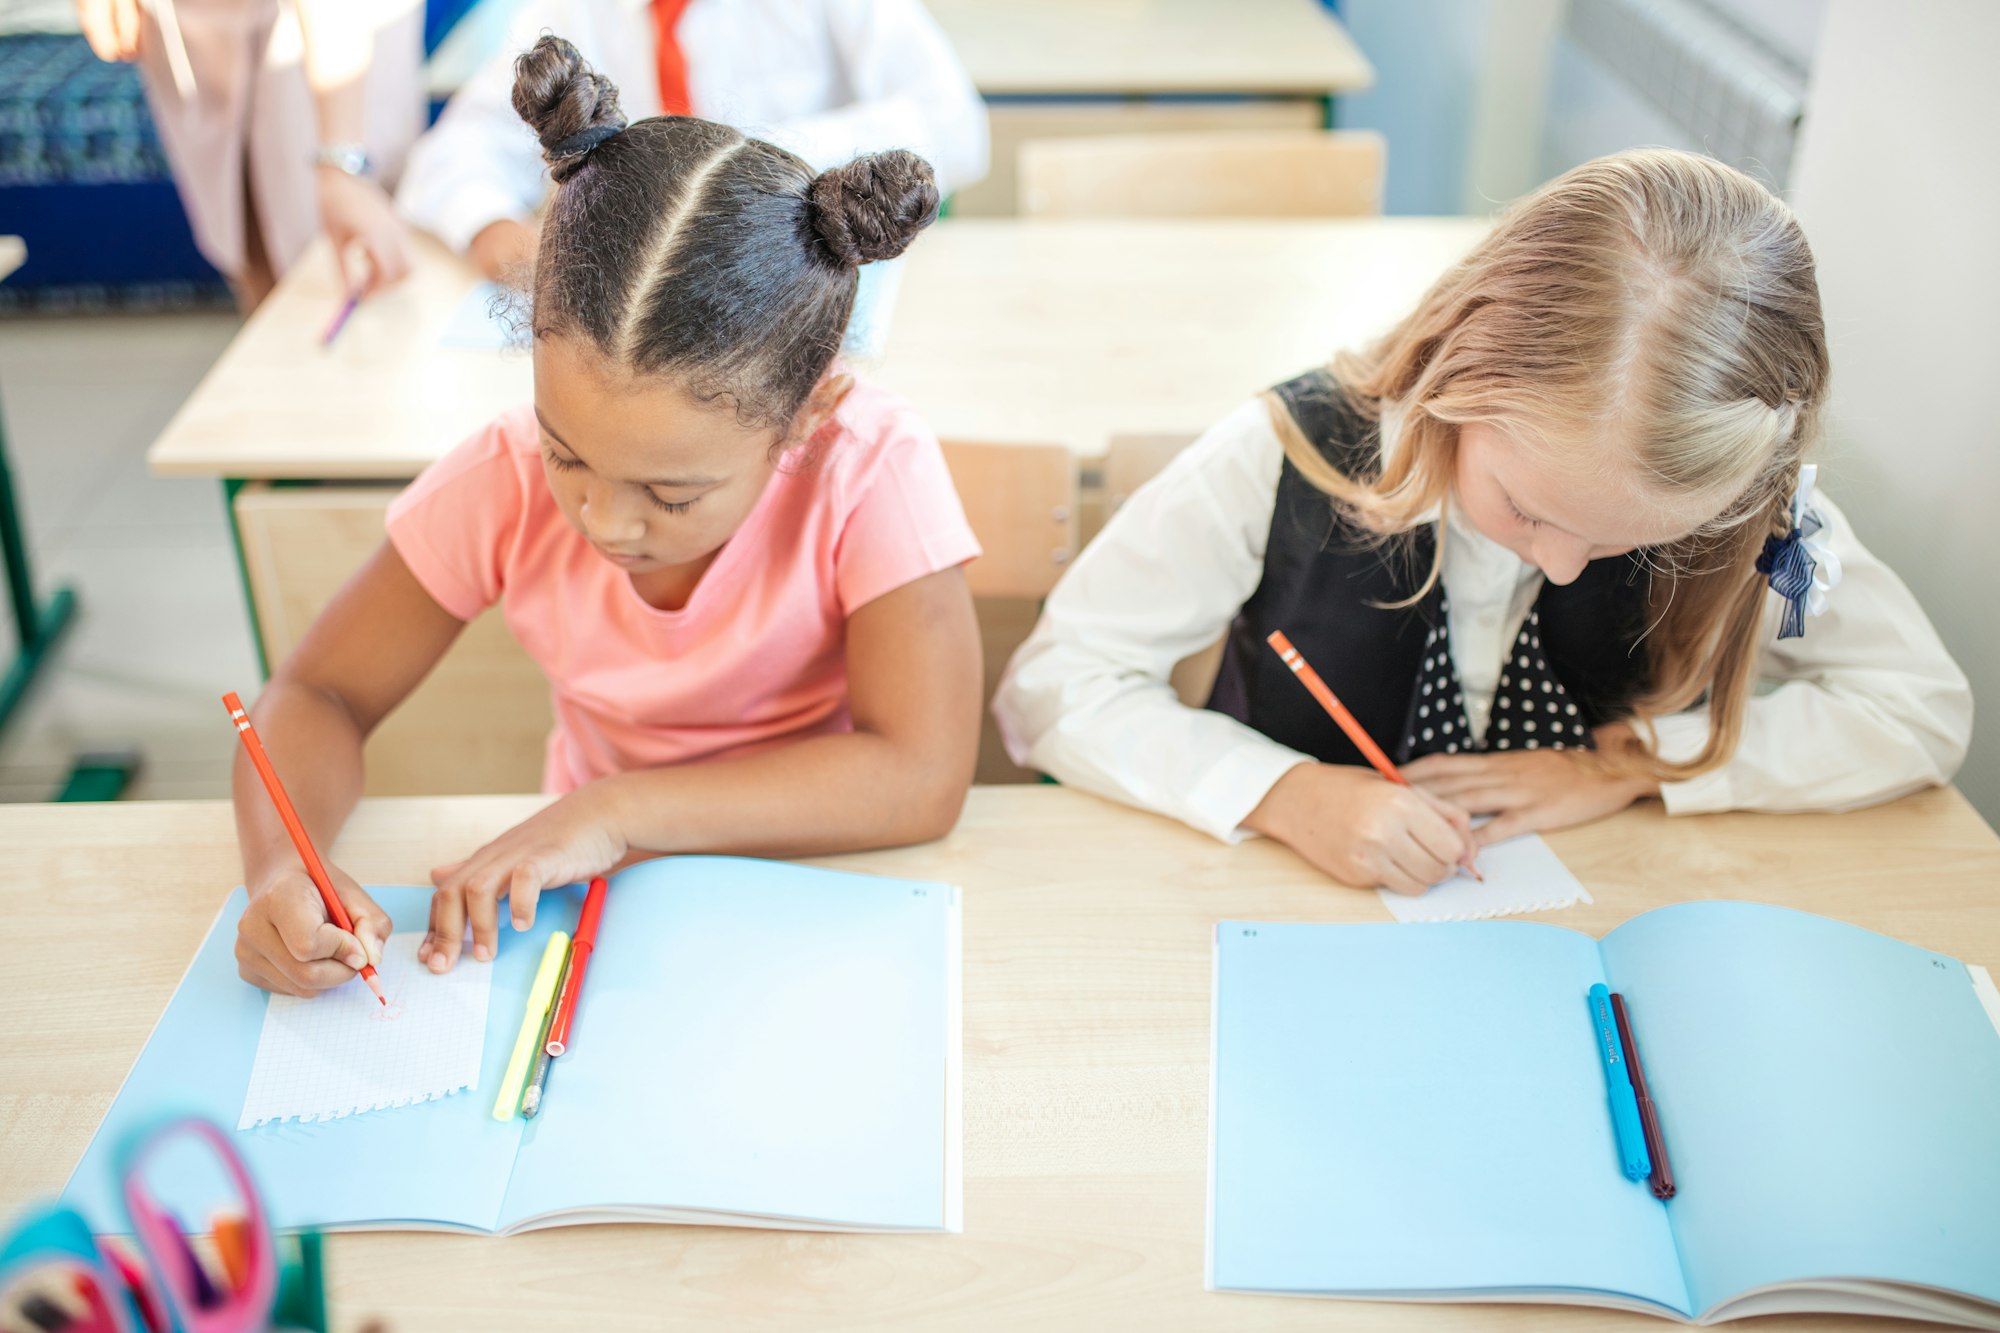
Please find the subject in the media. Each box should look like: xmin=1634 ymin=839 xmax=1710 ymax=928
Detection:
xmin=466 ymin=217 xmax=539 ymax=285
xmin=1244 ymin=762 xmax=1478 ymax=896
xmin=420 ymin=783 xmax=630 ymax=972
xmin=1401 ymin=723 xmax=1661 ymax=843
xmin=76 ymin=0 xmax=142 ymax=62
xmin=236 ymin=863 xmax=390 ymax=997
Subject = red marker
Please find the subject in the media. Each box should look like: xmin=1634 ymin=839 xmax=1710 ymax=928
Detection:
xmin=222 ymin=692 xmax=386 ymax=1004
xmin=1265 ymin=631 xmax=1482 ymax=882
xmin=544 ymin=876 xmax=608 ymax=1056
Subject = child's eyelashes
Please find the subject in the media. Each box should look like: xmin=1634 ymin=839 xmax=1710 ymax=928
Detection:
xmin=543 ymin=445 xmax=698 ymax=514
xmin=1506 ymin=497 xmax=1542 ymax=528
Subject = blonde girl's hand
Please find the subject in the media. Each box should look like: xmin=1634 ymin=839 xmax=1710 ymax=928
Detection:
xmin=236 ymin=862 xmax=391 ymax=997
xmin=419 ymin=783 xmax=630 ymax=972
xmin=1401 ymin=723 xmax=1662 ymax=844
xmin=1243 ymin=762 xmax=1479 ymax=896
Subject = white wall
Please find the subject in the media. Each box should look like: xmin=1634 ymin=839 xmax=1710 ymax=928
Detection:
xmin=1787 ymin=1 xmax=1999 ymax=822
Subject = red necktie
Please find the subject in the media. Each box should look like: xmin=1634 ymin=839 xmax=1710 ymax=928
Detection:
xmin=652 ymin=0 xmax=694 ymax=116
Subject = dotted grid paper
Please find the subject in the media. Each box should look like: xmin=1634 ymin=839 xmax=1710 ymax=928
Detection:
xmin=238 ymin=932 xmax=493 ymax=1130
xmin=1377 ymin=829 xmax=1593 ymax=923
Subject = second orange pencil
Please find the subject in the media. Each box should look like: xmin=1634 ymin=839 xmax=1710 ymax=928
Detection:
xmin=1264 ymin=631 xmax=1481 ymax=881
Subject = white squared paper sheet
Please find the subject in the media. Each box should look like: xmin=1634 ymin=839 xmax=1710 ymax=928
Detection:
xmin=1377 ymin=831 xmax=1593 ymax=923
xmin=238 ymin=933 xmax=493 ymax=1129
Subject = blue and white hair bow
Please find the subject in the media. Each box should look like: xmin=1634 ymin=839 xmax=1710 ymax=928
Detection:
xmin=1754 ymin=463 xmax=1841 ymax=639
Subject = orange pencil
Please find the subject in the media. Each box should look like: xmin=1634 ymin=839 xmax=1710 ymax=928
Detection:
xmin=222 ymin=691 xmax=387 ymax=1004
xmin=1264 ymin=631 xmax=1482 ymax=881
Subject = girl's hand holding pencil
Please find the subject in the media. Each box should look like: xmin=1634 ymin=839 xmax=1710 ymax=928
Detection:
xmin=237 ymin=860 xmax=391 ymax=998
xmin=1242 ymin=763 xmax=1479 ymax=896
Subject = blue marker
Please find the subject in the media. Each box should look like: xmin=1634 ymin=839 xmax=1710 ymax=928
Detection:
xmin=1588 ymin=984 xmax=1651 ymax=1181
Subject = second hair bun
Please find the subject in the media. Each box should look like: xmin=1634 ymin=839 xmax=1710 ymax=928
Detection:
xmin=808 ymin=151 xmax=941 ymax=267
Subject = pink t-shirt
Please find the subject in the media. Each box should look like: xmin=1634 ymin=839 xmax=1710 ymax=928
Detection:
xmin=386 ymin=381 xmax=980 ymax=793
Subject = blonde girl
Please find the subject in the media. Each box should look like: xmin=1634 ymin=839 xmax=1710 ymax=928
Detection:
xmin=996 ymin=149 xmax=1970 ymax=894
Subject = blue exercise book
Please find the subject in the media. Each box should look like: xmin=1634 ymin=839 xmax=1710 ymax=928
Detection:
xmin=63 ymin=857 xmax=963 ymax=1236
xmin=1208 ymin=903 xmax=2000 ymax=1327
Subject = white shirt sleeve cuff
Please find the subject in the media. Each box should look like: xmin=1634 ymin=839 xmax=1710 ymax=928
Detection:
xmin=401 ymin=178 xmax=528 ymax=257
xmin=1185 ymin=743 xmax=1315 ymax=845
xmin=1651 ymin=712 xmax=1734 ymax=815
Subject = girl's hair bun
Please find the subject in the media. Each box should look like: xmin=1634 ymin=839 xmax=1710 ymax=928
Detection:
xmin=511 ymin=34 xmax=628 ymax=184
xmin=808 ymin=150 xmax=941 ymax=266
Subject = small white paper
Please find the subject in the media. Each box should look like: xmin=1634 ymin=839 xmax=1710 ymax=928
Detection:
xmin=438 ymin=282 xmax=523 ymax=350
xmin=1377 ymin=831 xmax=1592 ymax=923
xmin=238 ymin=933 xmax=492 ymax=1129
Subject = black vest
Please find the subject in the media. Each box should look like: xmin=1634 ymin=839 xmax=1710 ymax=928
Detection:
xmin=1207 ymin=370 xmax=1655 ymax=766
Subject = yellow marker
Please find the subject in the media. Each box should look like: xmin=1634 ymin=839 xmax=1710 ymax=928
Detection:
xmin=494 ymin=931 xmax=571 ymax=1121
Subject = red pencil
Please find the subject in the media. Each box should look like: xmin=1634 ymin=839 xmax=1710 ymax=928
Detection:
xmin=543 ymin=876 xmax=608 ymax=1057
xmin=1264 ymin=631 xmax=1482 ymax=881
xmin=222 ymin=692 xmax=386 ymax=1004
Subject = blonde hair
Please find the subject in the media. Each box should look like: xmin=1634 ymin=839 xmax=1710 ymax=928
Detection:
xmin=1269 ymin=149 xmax=1829 ymax=782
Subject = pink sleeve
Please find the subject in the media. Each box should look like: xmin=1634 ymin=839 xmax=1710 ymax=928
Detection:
xmin=385 ymin=413 xmax=531 ymax=622
xmin=833 ymin=412 xmax=982 ymax=614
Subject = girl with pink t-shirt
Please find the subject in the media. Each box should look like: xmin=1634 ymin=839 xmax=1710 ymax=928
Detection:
xmin=230 ymin=35 xmax=983 ymax=998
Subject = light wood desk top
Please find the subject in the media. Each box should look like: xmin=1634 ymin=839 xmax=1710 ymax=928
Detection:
xmin=0 ymin=235 xmax=23 ymax=284
xmin=146 ymin=218 xmax=1488 ymax=478
xmin=4 ymin=785 xmax=1997 ymax=1331
xmin=924 ymin=0 xmax=1374 ymax=95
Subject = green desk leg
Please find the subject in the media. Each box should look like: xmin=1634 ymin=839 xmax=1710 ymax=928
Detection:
xmin=222 ymin=477 xmax=272 ymax=678
xmin=0 ymin=386 xmax=140 ymax=800
xmin=0 ymin=391 xmax=78 ymax=732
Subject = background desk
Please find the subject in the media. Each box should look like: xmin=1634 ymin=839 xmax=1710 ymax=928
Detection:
xmin=146 ymin=218 xmax=1487 ymax=794
xmin=925 ymin=0 xmax=1376 ymax=215
xmin=4 ymin=784 xmax=1997 ymax=1331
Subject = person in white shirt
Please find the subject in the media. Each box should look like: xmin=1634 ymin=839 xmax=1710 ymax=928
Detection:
xmin=398 ymin=0 xmax=989 ymax=280
xmin=994 ymin=149 xmax=1971 ymax=896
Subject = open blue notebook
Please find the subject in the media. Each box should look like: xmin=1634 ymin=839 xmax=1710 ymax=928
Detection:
xmin=64 ymin=857 xmax=962 ymax=1236
xmin=1208 ymin=903 xmax=2000 ymax=1327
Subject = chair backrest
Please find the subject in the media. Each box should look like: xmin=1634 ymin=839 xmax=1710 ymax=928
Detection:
xmin=936 ymin=440 xmax=1078 ymax=782
xmin=940 ymin=439 xmax=1079 ymax=599
xmin=1018 ymin=130 xmax=1386 ymax=219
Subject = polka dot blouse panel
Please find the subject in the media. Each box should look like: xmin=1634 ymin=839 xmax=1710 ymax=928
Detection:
xmin=1406 ymin=604 xmax=1594 ymax=759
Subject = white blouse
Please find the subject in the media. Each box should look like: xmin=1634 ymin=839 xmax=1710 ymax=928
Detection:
xmin=993 ymin=398 xmax=1973 ymax=843
xmin=398 ymin=0 xmax=991 ymax=255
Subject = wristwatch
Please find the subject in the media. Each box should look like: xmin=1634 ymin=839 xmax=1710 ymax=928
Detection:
xmin=313 ymin=143 xmax=371 ymax=177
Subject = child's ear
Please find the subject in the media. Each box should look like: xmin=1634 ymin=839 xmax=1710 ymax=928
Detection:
xmin=790 ymin=371 xmax=853 ymax=445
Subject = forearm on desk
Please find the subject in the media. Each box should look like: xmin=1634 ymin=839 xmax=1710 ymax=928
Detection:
xmin=597 ymin=727 xmax=970 ymax=860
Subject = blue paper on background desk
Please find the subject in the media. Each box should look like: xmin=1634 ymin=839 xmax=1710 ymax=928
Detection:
xmin=1208 ymin=904 xmax=2000 ymax=1324
xmin=64 ymin=858 xmax=962 ymax=1236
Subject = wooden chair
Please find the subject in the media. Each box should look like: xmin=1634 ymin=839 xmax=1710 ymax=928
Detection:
xmin=939 ymin=439 xmax=1080 ymax=783
xmin=1018 ymin=129 xmax=1386 ymax=219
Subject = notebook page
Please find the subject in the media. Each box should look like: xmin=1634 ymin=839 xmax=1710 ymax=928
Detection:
xmin=499 ymin=857 xmax=957 ymax=1232
xmin=1379 ymin=831 xmax=1593 ymax=922
xmin=1208 ymin=920 xmax=1688 ymax=1312
xmin=1601 ymin=903 xmax=2000 ymax=1317
xmin=237 ymin=933 xmax=492 ymax=1129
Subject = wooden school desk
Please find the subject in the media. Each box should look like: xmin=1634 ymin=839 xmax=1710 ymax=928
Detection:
xmin=923 ymin=0 xmax=1377 ymax=215
xmin=145 ymin=218 xmax=1489 ymax=794
xmin=4 ymin=783 xmax=1997 ymax=1331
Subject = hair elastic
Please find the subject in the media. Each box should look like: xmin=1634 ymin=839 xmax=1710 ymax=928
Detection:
xmin=549 ymin=123 xmax=624 ymax=160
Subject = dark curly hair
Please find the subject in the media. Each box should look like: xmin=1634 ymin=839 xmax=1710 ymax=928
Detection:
xmin=511 ymin=34 xmax=940 ymax=431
